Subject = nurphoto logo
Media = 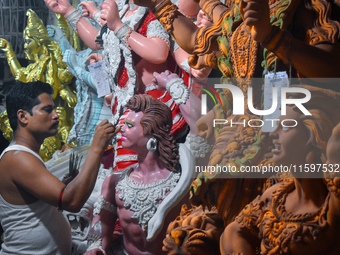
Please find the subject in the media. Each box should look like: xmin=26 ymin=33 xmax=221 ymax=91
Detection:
xmin=201 ymin=84 xmax=311 ymax=128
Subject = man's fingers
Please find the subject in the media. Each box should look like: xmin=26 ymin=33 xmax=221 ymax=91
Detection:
xmin=102 ymin=123 xmax=115 ymax=131
xmin=112 ymin=126 xmax=121 ymax=136
xmin=99 ymin=119 xmax=109 ymax=125
xmin=99 ymin=120 xmax=119 ymax=134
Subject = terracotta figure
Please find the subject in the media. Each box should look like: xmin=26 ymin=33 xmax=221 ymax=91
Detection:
xmin=221 ymin=85 xmax=340 ymax=255
xmin=132 ymin=1 xmax=340 ymax=253
xmin=85 ymin=94 xmax=193 ymax=255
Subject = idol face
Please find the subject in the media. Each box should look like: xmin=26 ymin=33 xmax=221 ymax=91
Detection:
xmin=24 ymin=35 xmax=41 ymax=61
xmin=270 ymin=106 xmax=310 ymax=166
xmin=121 ymin=111 xmax=149 ymax=153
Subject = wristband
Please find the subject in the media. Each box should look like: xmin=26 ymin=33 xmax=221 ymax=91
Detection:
xmin=166 ymin=78 xmax=189 ymax=105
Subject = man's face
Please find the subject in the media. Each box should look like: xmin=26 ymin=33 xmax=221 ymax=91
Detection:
xmin=26 ymin=93 xmax=59 ymax=139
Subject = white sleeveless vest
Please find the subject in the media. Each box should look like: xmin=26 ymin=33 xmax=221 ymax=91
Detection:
xmin=0 ymin=144 xmax=72 ymax=255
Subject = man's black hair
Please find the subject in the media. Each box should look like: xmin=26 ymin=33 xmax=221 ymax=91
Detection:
xmin=6 ymin=81 xmax=54 ymax=132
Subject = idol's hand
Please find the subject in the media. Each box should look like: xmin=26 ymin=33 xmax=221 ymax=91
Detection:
xmin=153 ymin=71 xmax=180 ymax=91
xmin=240 ymin=0 xmax=272 ymax=43
xmin=47 ymin=25 xmax=65 ymax=42
xmin=134 ymin=0 xmax=163 ymax=9
xmin=100 ymin=0 xmax=122 ymax=32
xmin=44 ymin=0 xmax=74 ymax=17
xmin=0 ymin=38 xmax=12 ymax=53
xmin=79 ymin=1 xmax=100 ymax=19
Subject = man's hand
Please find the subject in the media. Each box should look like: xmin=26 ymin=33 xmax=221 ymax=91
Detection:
xmin=92 ymin=120 xmax=120 ymax=154
xmin=240 ymin=0 xmax=272 ymax=43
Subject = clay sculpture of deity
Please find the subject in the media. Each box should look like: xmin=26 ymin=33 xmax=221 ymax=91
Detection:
xmin=221 ymin=85 xmax=340 ymax=255
xmin=85 ymin=94 xmax=195 ymax=255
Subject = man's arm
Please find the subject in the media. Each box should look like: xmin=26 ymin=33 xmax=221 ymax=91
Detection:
xmin=8 ymin=120 xmax=118 ymax=212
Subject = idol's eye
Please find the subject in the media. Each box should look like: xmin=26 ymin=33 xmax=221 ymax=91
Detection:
xmin=124 ymin=120 xmax=134 ymax=128
xmin=280 ymin=119 xmax=297 ymax=131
